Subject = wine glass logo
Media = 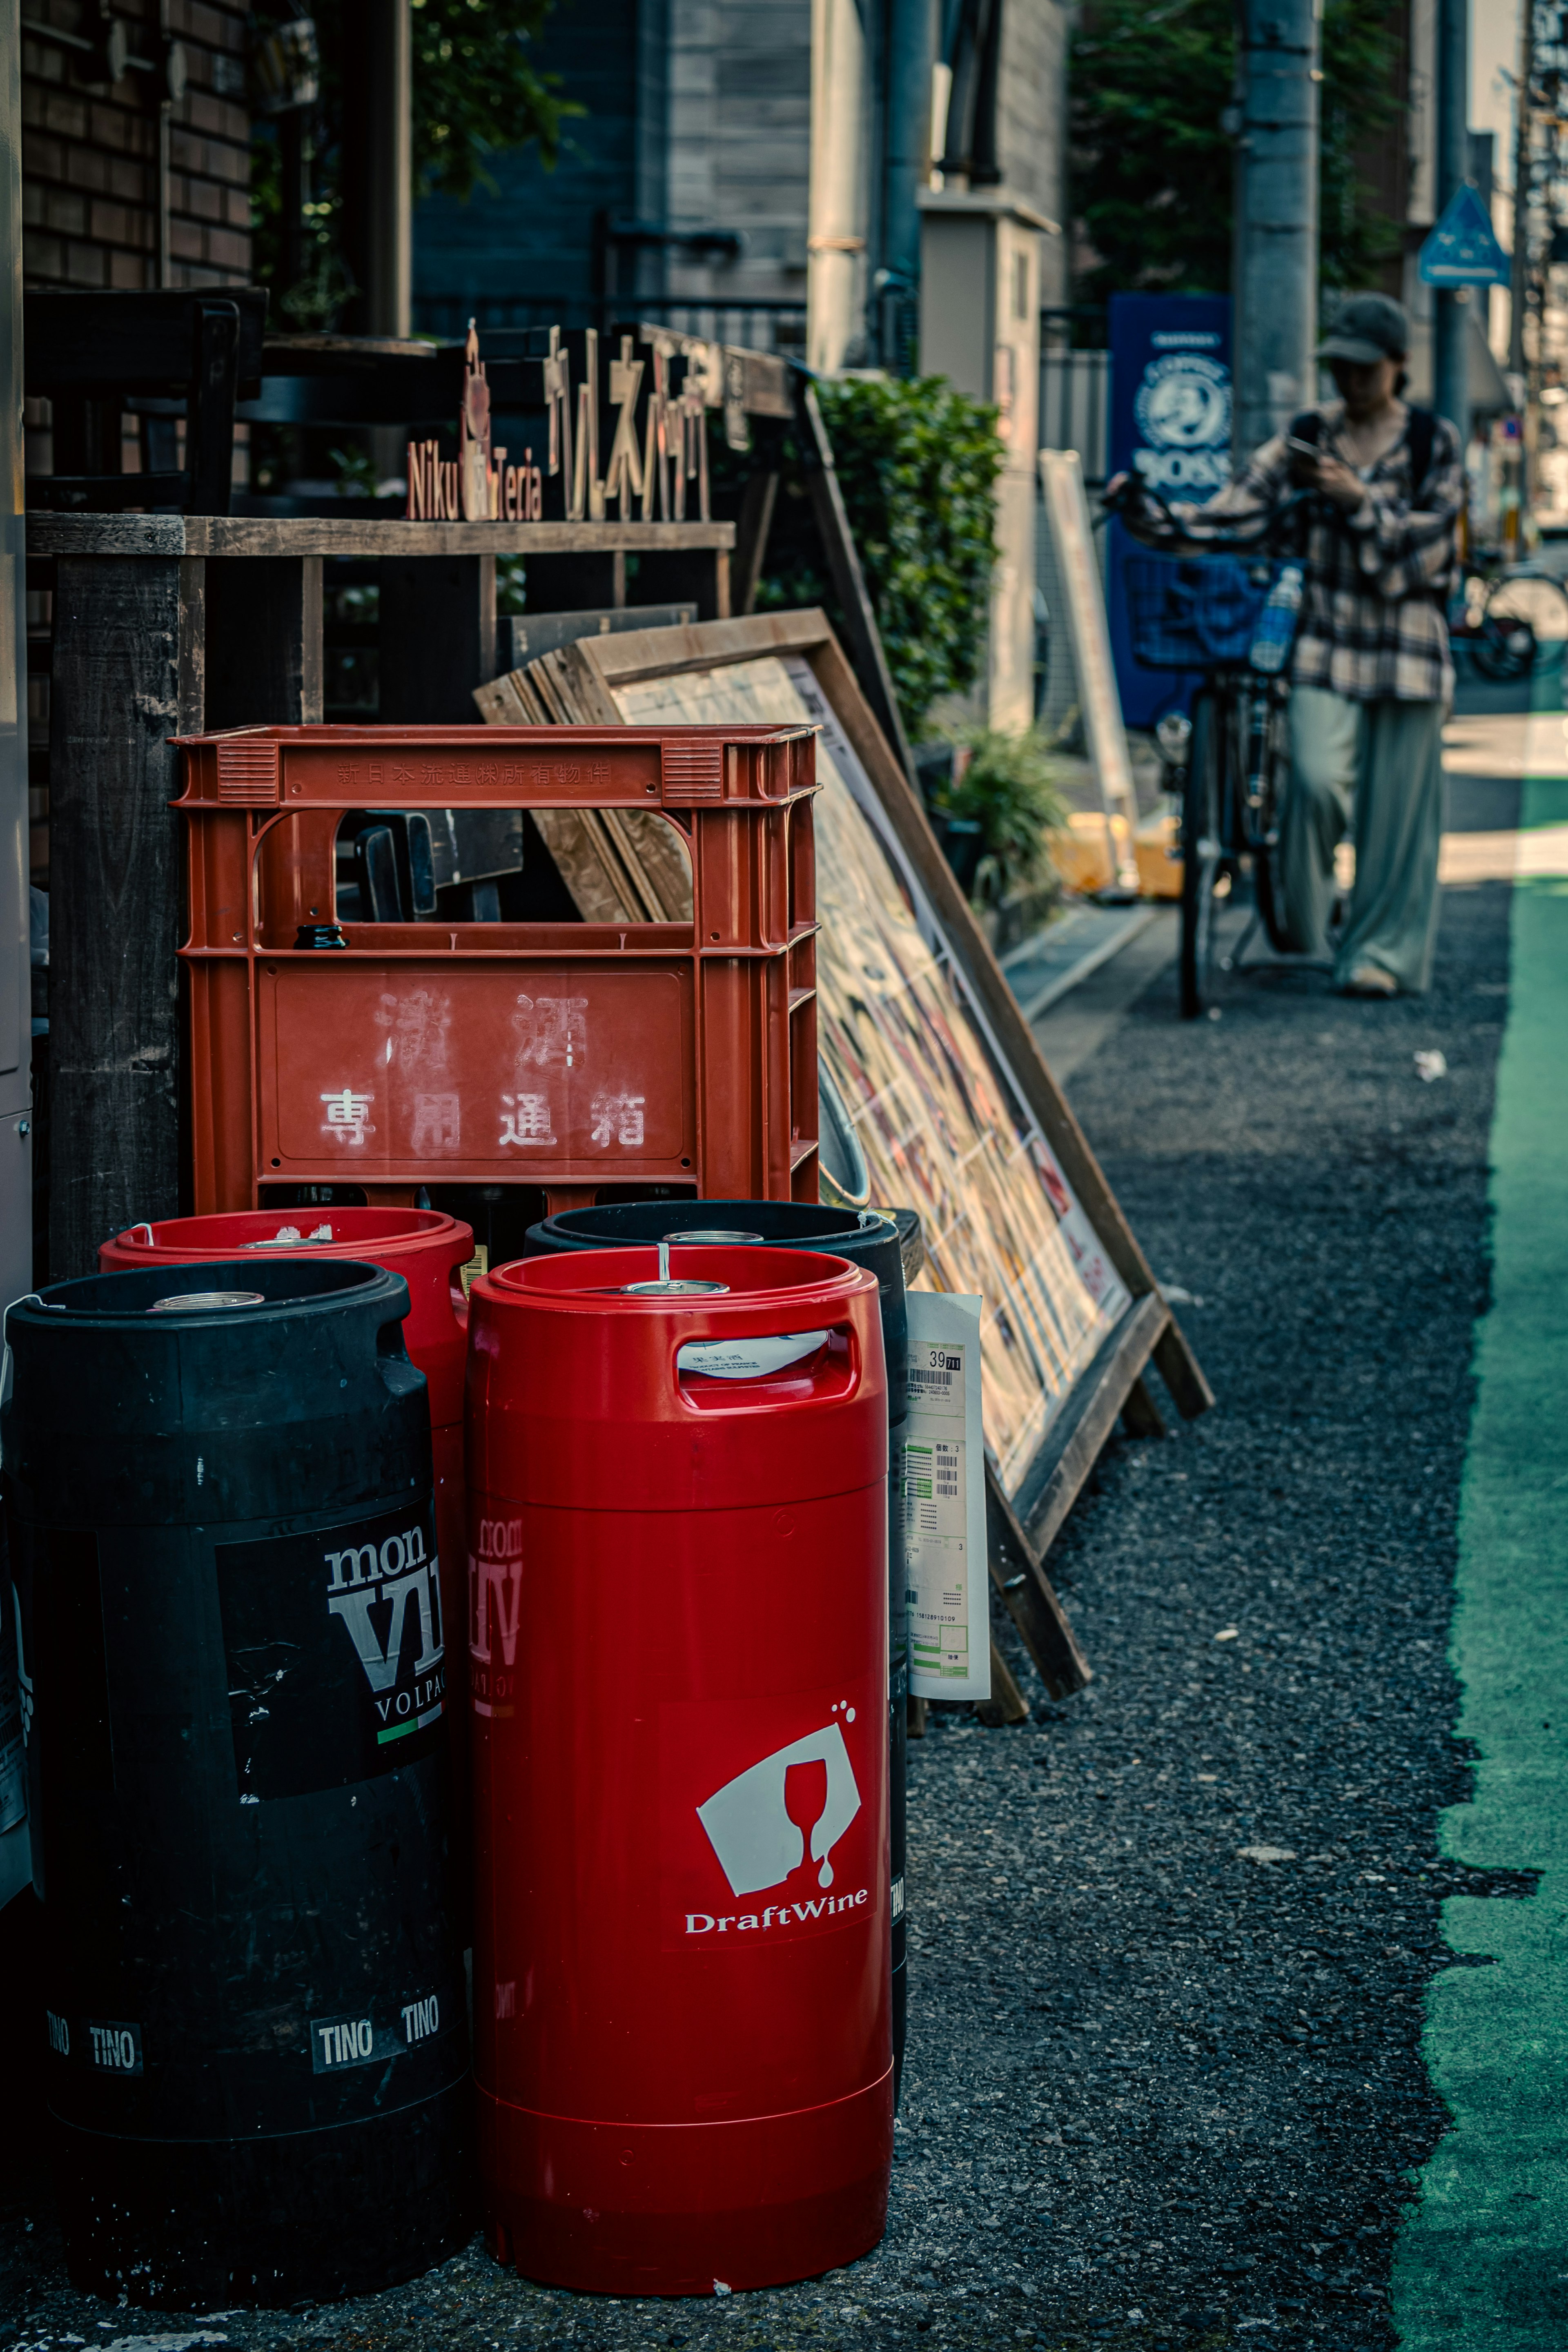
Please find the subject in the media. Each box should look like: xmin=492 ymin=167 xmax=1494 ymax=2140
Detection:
xmin=696 ymin=1719 xmax=862 ymax=1898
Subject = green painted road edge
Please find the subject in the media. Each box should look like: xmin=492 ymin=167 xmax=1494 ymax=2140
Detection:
xmin=1392 ymin=775 xmax=1568 ymax=2346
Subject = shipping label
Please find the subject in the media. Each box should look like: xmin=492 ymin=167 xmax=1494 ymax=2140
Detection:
xmin=905 ymin=1294 xmax=991 ymax=1703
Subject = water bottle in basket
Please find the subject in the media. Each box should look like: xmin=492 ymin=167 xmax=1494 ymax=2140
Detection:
xmin=1249 ymin=564 xmax=1305 ymax=674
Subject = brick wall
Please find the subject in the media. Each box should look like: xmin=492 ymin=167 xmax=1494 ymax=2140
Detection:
xmin=21 ymin=0 xmax=252 ymax=291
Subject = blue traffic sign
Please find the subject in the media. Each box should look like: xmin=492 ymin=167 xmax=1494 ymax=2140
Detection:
xmin=1419 ymin=183 xmax=1510 ymax=286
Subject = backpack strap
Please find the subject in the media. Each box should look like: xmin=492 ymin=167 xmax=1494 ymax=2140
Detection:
xmin=1405 ymin=406 xmax=1438 ymax=501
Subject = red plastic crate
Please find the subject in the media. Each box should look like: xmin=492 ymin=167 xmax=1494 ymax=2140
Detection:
xmin=173 ymin=724 xmax=820 ymax=1217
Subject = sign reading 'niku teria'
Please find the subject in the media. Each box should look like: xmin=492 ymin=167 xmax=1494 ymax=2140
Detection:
xmin=405 ymin=321 xmax=721 ymax=526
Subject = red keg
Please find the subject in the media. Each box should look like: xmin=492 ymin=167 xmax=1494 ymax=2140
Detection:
xmin=467 ymin=1244 xmax=891 ymax=2295
xmin=100 ymin=1209 xmax=473 ymax=1769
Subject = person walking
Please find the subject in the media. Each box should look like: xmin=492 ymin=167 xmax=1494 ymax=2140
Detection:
xmin=1117 ymin=291 xmax=1464 ymax=995
xmin=1231 ymin=293 xmax=1463 ymax=995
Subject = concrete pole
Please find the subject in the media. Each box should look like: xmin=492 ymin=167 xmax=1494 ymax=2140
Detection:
xmin=1434 ymin=0 xmax=1470 ymax=448
xmin=1232 ymin=0 xmax=1321 ymax=463
xmin=807 ymin=0 xmax=869 ymax=374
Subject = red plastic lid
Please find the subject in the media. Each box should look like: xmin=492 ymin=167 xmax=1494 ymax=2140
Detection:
xmin=103 ymin=1208 xmax=470 ymax=1261
xmin=101 ymin=1208 xmax=474 ymax=1428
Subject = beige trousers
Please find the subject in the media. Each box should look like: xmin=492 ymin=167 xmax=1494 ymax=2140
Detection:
xmin=1280 ymin=684 xmax=1445 ymax=995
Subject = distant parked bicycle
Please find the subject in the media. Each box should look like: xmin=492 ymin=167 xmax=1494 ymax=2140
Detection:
xmin=1105 ymin=480 xmax=1312 ymax=1018
xmin=1461 ymin=553 xmax=1568 ymax=682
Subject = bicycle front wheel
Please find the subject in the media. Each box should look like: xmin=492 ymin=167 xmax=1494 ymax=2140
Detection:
xmin=1474 ymin=573 xmax=1568 ymax=681
xmin=1180 ymin=691 xmax=1225 ymax=1018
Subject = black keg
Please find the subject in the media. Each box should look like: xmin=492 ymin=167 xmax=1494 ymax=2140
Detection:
xmin=523 ymin=1198 xmax=916 ymax=2105
xmin=3 ymin=1259 xmax=470 ymax=2308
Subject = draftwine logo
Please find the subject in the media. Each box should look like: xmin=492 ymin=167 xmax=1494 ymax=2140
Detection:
xmin=662 ymin=1687 xmax=880 ymax=1949
xmin=697 ymin=1720 xmax=861 ymax=1898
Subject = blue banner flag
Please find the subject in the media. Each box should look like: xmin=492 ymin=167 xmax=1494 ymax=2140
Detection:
xmin=1105 ymin=292 xmax=1232 ymax=728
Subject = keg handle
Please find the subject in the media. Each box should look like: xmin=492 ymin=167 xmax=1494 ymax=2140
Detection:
xmin=1 ymin=1293 xmax=50 ymax=1410
xmin=129 ymin=1222 xmax=154 ymax=1245
xmin=658 ymin=1238 xmax=671 ymax=1285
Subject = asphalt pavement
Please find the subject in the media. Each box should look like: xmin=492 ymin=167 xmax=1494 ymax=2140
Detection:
xmin=0 ymin=720 xmax=1542 ymax=2352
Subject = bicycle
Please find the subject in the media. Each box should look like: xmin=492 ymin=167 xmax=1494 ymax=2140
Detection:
xmin=1107 ymin=482 xmax=1309 ymax=1017
xmin=1461 ymin=552 xmax=1568 ymax=682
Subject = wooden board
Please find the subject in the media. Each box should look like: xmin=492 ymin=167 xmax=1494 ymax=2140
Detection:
xmin=47 ymin=557 xmax=205 ymax=1278
xmin=27 ymin=515 xmax=737 ymax=559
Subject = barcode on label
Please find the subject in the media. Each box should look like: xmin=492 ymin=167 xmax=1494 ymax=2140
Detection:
xmin=911 ymin=1368 xmax=951 ymax=1387
xmin=936 ymin=1477 xmax=958 ymax=1496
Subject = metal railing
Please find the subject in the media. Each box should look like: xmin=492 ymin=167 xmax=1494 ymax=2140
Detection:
xmin=1038 ymin=343 xmax=1110 ymax=488
xmin=414 ymin=294 xmax=808 ymax=357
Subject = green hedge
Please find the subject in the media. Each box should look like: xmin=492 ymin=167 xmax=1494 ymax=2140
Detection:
xmin=740 ymin=375 xmax=1004 ymax=742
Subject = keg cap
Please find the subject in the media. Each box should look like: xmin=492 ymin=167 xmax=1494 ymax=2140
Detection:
xmin=661 ymin=1227 xmax=764 ymax=1245
xmin=147 ymin=1289 xmax=266 ymax=1313
xmin=618 ymin=1239 xmax=728 ymax=1295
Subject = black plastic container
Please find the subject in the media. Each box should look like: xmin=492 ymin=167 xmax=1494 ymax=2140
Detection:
xmin=3 ymin=1259 xmax=470 ymax=2308
xmin=523 ymin=1198 xmax=915 ymax=2105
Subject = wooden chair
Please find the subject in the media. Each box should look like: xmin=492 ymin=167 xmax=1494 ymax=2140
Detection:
xmin=25 ymin=288 xmax=268 ymax=516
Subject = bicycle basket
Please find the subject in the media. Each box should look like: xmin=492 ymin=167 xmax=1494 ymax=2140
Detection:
xmin=1123 ymin=553 xmax=1294 ymax=671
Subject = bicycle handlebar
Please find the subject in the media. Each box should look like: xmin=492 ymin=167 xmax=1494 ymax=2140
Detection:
xmin=1101 ymin=474 xmax=1312 ymax=558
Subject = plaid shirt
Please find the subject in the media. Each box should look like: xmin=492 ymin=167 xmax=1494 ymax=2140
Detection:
xmin=1200 ymin=403 xmax=1463 ymax=703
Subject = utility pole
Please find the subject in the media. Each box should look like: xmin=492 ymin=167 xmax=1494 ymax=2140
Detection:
xmin=878 ymin=0 xmax=935 ymax=372
xmin=1433 ymin=0 xmax=1470 ymax=449
xmin=1232 ymin=0 xmax=1321 ymax=463
xmin=1510 ymin=0 xmax=1534 ymax=381
xmin=1508 ymin=0 xmax=1535 ymax=543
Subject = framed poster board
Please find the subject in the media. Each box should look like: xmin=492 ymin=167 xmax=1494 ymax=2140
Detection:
xmin=477 ymin=610 xmax=1209 ymax=1543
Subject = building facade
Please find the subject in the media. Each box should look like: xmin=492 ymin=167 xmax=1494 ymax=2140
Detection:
xmin=412 ymin=0 xmax=1071 ymax=365
xmin=20 ymin=0 xmax=252 ymax=294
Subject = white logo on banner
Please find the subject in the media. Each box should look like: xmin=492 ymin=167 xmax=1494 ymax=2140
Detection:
xmin=1132 ymin=351 xmax=1232 ymax=493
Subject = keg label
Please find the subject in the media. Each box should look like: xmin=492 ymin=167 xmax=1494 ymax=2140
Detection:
xmin=659 ymin=1679 xmax=884 ymax=1953
xmin=217 ymin=1498 xmax=444 ymax=1801
xmin=468 ymin=1511 xmax=523 ymax=1718
xmin=44 ymin=2013 xmax=143 ymax=2074
xmin=309 ymin=1979 xmax=460 ymax=2074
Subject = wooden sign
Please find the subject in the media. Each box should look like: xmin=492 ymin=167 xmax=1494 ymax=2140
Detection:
xmin=404 ymin=321 xmax=724 ymax=528
xmin=406 ymin=320 xmax=546 ymax=521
